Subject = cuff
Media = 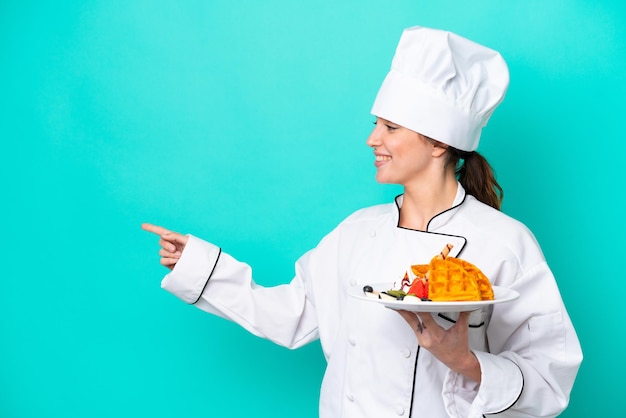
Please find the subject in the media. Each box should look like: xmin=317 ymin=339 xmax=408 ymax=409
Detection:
xmin=443 ymin=351 xmax=523 ymax=418
xmin=161 ymin=235 xmax=221 ymax=304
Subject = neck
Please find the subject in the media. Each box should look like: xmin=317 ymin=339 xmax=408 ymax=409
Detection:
xmin=398 ymin=174 xmax=458 ymax=231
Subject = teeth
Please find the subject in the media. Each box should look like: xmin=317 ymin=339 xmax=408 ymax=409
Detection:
xmin=376 ymin=155 xmax=391 ymax=162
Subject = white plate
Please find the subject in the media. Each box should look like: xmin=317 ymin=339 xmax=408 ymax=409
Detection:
xmin=348 ymin=282 xmax=520 ymax=312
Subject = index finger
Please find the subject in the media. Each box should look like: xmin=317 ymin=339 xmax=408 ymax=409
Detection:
xmin=141 ymin=223 xmax=172 ymax=236
xmin=415 ymin=311 xmax=437 ymax=327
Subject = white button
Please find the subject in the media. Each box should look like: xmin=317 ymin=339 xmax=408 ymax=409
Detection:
xmin=369 ymin=230 xmax=376 ymax=237
xmin=348 ymin=336 xmax=357 ymax=346
xmin=400 ymin=348 xmax=411 ymax=358
xmin=395 ymin=405 xmax=405 ymax=415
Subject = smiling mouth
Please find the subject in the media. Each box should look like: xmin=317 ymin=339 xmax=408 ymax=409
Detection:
xmin=376 ymin=155 xmax=391 ymax=162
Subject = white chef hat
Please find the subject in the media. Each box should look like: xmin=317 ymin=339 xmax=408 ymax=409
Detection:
xmin=371 ymin=26 xmax=510 ymax=151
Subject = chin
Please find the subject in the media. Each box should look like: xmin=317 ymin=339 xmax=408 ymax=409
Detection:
xmin=375 ymin=174 xmax=396 ymax=185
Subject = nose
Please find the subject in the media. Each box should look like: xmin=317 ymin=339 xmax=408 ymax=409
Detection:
xmin=366 ymin=124 xmax=381 ymax=149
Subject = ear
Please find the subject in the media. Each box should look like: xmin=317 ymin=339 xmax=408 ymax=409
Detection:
xmin=431 ymin=141 xmax=448 ymax=158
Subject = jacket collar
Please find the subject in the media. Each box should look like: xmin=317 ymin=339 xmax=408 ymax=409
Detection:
xmin=393 ymin=183 xmax=467 ymax=232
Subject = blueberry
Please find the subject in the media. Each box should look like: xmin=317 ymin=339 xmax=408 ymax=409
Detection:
xmin=363 ymin=285 xmax=373 ymax=293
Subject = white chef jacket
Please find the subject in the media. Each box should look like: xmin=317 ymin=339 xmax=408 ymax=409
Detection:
xmin=161 ymin=184 xmax=582 ymax=418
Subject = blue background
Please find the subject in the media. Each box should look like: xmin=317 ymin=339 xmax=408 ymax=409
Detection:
xmin=1 ymin=1 xmax=624 ymax=417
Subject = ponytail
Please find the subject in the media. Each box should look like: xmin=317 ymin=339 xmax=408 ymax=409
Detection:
xmin=448 ymin=148 xmax=503 ymax=210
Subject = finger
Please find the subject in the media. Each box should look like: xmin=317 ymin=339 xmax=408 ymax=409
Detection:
xmin=160 ymin=257 xmax=179 ymax=269
xmin=162 ymin=232 xmax=189 ymax=246
xmin=159 ymin=238 xmax=178 ymax=253
xmin=159 ymin=248 xmax=181 ymax=259
xmin=142 ymin=223 xmax=172 ymax=236
xmin=416 ymin=311 xmax=437 ymax=328
xmin=455 ymin=311 xmax=471 ymax=327
xmin=397 ymin=309 xmax=420 ymax=328
xmin=397 ymin=310 xmax=430 ymax=336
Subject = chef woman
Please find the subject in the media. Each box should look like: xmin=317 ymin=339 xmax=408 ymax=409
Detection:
xmin=143 ymin=26 xmax=582 ymax=417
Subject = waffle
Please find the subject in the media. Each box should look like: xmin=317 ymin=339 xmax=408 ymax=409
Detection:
xmin=428 ymin=257 xmax=493 ymax=301
xmin=406 ymin=245 xmax=494 ymax=302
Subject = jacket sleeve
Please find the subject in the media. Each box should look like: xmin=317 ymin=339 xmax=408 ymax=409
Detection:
xmin=442 ymin=261 xmax=583 ymax=418
xmin=161 ymin=234 xmax=320 ymax=349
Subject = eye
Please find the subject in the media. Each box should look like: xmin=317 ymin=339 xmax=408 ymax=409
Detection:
xmin=372 ymin=119 xmax=399 ymax=131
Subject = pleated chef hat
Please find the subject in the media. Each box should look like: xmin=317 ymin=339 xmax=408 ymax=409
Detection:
xmin=371 ymin=26 xmax=510 ymax=151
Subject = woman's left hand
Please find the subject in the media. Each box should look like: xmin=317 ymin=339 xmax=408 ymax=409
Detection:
xmin=397 ymin=310 xmax=481 ymax=383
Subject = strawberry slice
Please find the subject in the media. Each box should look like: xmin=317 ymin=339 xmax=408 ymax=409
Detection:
xmin=408 ymin=278 xmax=428 ymax=299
